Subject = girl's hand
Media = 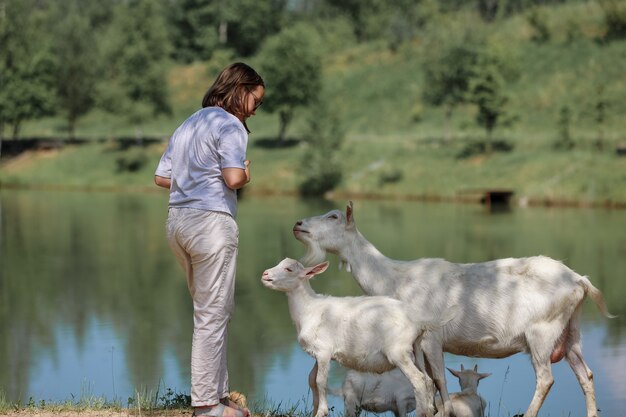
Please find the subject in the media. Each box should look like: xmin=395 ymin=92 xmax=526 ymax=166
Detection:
xmin=244 ymin=160 xmax=251 ymax=183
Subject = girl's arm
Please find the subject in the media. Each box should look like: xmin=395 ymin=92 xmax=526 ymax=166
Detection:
xmin=222 ymin=160 xmax=251 ymax=190
xmin=154 ymin=175 xmax=171 ymax=189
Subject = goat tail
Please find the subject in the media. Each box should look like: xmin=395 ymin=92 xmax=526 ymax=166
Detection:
xmin=580 ymin=275 xmax=616 ymax=318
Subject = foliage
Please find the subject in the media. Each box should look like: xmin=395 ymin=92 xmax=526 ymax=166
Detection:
xmin=167 ymin=0 xmax=222 ymax=63
xmin=2 ymin=0 xmax=625 ymax=148
xmin=378 ymin=167 xmax=404 ymax=186
xmin=598 ymin=0 xmax=626 ymax=40
xmin=223 ymin=0 xmax=287 ymax=57
xmin=49 ymin=0 xmax=100 ymax=139
xmin=553 ymin=104 xmax=574 ymax=150
xmin=309 ymin=16 xmax=358 ymax=56
xmin=298 ymin=100 xmax=344 ymax=197
xmin=467 ymin=45 xmax=519 ymax=150
xmin=256 ymin=23 xmax=322 ymax=143
xmin=527 ymin=6 xmax=552 ymax=43
xmin=167 ymin=0 xmax=286 ymax=61
xmin=456 ymin=139 xmax=514 ymax=159
xmin=0 ymin=0 xmax=57 ymax=139
xmin=97 ymin=0 xmax=172 ymax=132
xmin=307 ymin=0 xmax=440 ymax=48
xmin=388 ymin=0 xmax=440 ymax=51
xmin=159 ymin=388 xmax=191 ymax=409
xmin=591 ymin=84 xmax=608 ymax=150
xmin=422 ymin=38 xmax=481 ymax=115
xmin=115 ymin=147 xmax=149 ymax=173
xmin=309 ymin=0 xmax=397 ymax=41
xmin=438 ymin=0 xmax=575 ymax=21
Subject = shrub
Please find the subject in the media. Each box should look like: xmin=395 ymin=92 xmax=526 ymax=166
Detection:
xmin=599 ymin=0 xmax=626 ymax=40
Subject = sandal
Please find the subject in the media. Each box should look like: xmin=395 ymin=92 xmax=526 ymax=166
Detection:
xmin=192 ymin=403 xmax=244 ymax=417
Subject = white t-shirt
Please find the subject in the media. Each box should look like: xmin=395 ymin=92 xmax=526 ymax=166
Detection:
xmin=155 ymin=106 xmax=248 ymax=218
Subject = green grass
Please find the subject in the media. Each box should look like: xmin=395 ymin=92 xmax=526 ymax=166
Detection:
xmin=0 ymin=386 xmax=122 ymax=413
xmin=0 ymin=387 xmax=317 ymax=417
xmin=0 ymin=384 xmax=191 ymax=414
xmin=0 ymin=388 xmax=591 ymax=417
xmin=2 ymin=129 xmax=624 ymax=207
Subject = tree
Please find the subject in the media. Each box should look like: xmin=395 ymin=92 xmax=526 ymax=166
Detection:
xmin=298 ymin=99 xmax=344 ymax=197
xmin=467 ymin=50 xmax=516 ymax=153
xmin=224 ymin=0 xmax=287 ymax=57
xmin=0 ymin=0 xmax=57 ymax=142
xmin=167 ymin=0 xmax=222 ymax=63
xmin=422 ymin=34 xmax=518 ymax=151
xmin=167 ymin=0 xmax=286 ymax=62
xmin=97 ymin=0 xmax=172 ymax=137
xmin=599 ymin=0 xmax=626 ymax=40
xmin=592 ymin=84 xmax=608 ymax=151
xmin=311 ymin=0 xmax=407 ymax=42
xmin=257 ymin=24 xmax=322 ymax=143
xmin=422 ymin=41 xmax=481 ymax=141
xmin=49 ymin=0 xmax=99 ymax=139
xmin=526 ymin=6 xmax=551 ymax=43
xmin=554 ymin=104 xmax=574 ymax=150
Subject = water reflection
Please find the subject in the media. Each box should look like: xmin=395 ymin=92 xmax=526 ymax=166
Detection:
xmin=0 ymin=190 xmax=624 ymax=416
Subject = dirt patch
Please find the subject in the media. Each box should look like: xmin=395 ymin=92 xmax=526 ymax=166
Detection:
xmin=1 ymin=149 xmax=60 ymax=172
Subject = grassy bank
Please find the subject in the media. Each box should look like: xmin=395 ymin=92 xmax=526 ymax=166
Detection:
xmin=0 ymin=389 xmax=307 ymax=417
xmin=1 ymin=135 xmax=625 ymax=208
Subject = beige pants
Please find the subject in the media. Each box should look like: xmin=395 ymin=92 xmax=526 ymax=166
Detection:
xmin=166 ymin=208 xmax=239 ymax=407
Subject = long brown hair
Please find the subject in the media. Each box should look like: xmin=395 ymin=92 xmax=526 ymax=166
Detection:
xmin=202 ymin=62 xmax=264 ymax=132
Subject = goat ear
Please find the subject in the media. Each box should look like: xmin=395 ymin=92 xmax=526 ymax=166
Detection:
xmin=446 ymin=367 xmax=460 ymax=378
xmin=346 ymin=201 xmax=355 ymax=228
xmin=304 ymin=261 xmax=330 ymax=279
xmin=479 ymin=372 xmax=492 ymax=380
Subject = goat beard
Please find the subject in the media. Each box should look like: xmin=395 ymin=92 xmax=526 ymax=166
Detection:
xmin=299 ymin=241 xmax=328 ymax=267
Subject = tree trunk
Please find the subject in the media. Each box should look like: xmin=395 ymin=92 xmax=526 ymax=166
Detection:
xmin=278 ymin=110 xmax=293 ymax=144
xmin=68 ymin=116 xmax=76 ymax=141
xmin=12 ymin=121 xmax=20 ymax=140
xmin=219 ymin=21 xmax=228 ymax=44
xmin=443 ymin=105 xmax=453 ymax=143
xmin=485 ymin=126 xmax=493 ymax=155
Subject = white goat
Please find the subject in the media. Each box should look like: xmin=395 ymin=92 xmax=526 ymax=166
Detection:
xmin=261 ymin=258 xmax=454 ymax=417
xmin=293 ymin=202 xmax=614 ymax=417
xmin=330 ymin=364 xmax=490 ymax=417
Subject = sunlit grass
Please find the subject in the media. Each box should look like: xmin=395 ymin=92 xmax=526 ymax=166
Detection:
xmin=0 ymin=388 xmax=589 ymax=417
xmin=0 ymin=385 xmax=190 ymax=414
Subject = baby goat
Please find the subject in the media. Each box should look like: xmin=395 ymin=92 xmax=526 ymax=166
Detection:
xmin=261 ymin=258 xmax=454 ymax=417
xmin=435 ymin=365 xmax=491 ymax=417
xmin=330 ymin=364 xmax=490 ymax=417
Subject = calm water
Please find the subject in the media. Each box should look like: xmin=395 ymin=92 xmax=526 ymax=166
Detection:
xmin=1 ymin=190 xmax=625 ymax=417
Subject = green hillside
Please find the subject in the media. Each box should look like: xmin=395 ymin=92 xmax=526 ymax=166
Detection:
xmin=2 ymin=1 xmax=626 ymax=207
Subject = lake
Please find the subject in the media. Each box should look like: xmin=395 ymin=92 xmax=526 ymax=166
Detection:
xmin=1 ymin=190 xmax=624 ymax=417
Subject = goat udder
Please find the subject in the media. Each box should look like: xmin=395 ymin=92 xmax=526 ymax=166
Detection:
xmin=550 ymin=326 xmax=569 ymax=363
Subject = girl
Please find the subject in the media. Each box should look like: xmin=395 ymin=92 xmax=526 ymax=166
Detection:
xmin=155 ymin=62 xmax=264 ymax=417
